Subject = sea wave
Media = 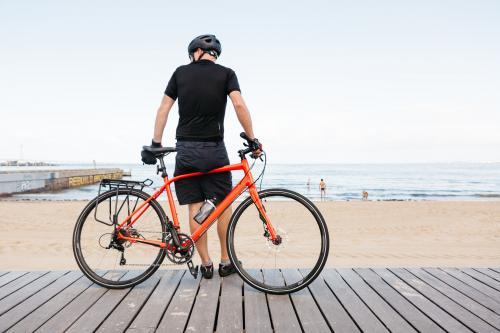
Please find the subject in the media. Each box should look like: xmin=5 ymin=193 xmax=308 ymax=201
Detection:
xmin=3 ymin=163 xmax=500 ymax=201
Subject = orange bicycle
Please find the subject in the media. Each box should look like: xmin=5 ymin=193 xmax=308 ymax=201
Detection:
xmin=73 ymin=133 xmax=329 ymax=294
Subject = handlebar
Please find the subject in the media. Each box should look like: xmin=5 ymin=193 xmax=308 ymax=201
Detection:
xmin=238 ymin=132 xmax=263 ymax=159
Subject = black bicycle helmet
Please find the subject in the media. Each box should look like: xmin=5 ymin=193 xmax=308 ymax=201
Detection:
xmin=188 ymin=34 xmax=222 ymax=58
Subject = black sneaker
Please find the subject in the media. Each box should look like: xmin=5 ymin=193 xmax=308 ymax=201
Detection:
xmin=218 ymin=261 xmax=240 ymax=277
xmin=200 ymin=263 xmax=213 ymax=279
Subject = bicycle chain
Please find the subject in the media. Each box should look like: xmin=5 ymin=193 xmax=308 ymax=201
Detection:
xmin=120 ymin=229 xmax=193 ymax=267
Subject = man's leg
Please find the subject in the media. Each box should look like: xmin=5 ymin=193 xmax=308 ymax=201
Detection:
xmin=188 ymin=202 xmax=211 ymax=265
xmin=217 ymin=205 xmax=232 ymax=261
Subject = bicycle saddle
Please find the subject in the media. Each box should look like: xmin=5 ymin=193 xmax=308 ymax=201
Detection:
xmin=142 ymin=146 xmax=177 ymax=156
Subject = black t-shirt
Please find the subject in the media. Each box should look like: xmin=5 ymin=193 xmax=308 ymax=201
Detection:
xmin=165 ymin=59 xmax=240 ymax=141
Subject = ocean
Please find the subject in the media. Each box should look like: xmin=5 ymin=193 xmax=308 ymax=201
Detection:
xmin=2 ymin=163 xmax=500 ymax=201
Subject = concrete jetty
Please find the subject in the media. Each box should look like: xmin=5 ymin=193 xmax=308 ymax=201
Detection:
xmin=0 ymin=168 xmax=123 ymax=196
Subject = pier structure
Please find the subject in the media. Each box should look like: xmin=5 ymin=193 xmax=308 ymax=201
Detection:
xmin=0 ymin=168 xmax=123 ymax=196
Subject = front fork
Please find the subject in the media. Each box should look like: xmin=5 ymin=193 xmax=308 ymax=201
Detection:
xmin=248 ymin=186 xmax=279 ymax=242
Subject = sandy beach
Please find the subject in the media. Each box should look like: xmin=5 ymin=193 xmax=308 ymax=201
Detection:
xmin=0 ymin=200 xmax=499 ymax=270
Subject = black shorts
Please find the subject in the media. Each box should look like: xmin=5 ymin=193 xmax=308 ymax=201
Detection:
xmin=174 ymin=141 xmax=232 ymax=205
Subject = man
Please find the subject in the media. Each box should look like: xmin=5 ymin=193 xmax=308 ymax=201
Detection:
xmin=142 ymin=35 xmax=261 ymax=279
xmin=320 ymin=179 xmax=326 ymax=200
xmin=362 ymin=190 xmax=369 ymax=200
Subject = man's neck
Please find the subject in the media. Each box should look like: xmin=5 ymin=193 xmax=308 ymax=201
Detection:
xmin=198 ymin=54 xmax=216 ymax=62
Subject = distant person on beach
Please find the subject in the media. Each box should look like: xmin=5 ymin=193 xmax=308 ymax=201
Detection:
xmin=362 ymin=191 xmax=369 ymax=201
xmin=307 ymin=178 xmax=311 ymax=191
xmin=320 ymin=179 xmax=326 ymax=200
xmin=141 ymin=35 xmax=262 ymax=279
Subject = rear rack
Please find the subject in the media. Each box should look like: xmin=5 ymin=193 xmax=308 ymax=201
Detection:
xmin=93 ymin=178 xmax=153 ymax=226
xmin=100 ymin=178 xmax=153 ymax=189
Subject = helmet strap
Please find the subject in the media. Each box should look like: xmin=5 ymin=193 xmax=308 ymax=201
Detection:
xmin=207 ymin=50 xmax=219 ymax=59
xmin=190 ymin=50 xmax=218 ymax=62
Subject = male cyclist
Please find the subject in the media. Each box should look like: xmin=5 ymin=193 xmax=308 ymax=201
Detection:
xmin=142 ymin=35 xmax=261 ymax=279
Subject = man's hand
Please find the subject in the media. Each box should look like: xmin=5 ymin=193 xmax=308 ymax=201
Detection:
xmin=141 ymin=140 xmax=161 ymax=165
xmin=249 ymin=138 xmax=263 ymax=159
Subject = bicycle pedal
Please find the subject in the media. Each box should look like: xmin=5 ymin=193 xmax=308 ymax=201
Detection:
xmin=186 ymin=260 xmax=199 ymax=279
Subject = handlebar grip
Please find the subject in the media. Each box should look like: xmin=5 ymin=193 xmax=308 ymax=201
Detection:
xmin=240 ymin=132 xmax=251 ymax=141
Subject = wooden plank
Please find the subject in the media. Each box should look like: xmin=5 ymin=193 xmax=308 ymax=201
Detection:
xmin=0 ymin=272 xmax=9 ymax=278
xmin=35 ymin=271 xmax=126 ymax=333
xmin=408 ymin=268 xmax=500 ymax=330
xmin=281 ymin=269 xmax=330 ymax=332
xmin=7 ymin=273 xmax=96 ymax=332
xmin=156 ymin=271 xmax=201 ymax=332
xmin=96 ymin=272 xmax=164 ymax=333
xmin=424 ymin=268 xmax=500 ymax=314
xmin=127 ymin=269 xmax=184 ymax=332
xmin=66 ymin=271 xmax=141 ymax=332
xmin=215 ymin=273 xmax=244 ymax=332
xmin=461 ymin=268 xmax=500 ymax=291
xmin=185 ymin=274 xmax=221 ymax=333
xmin=0 ymin=271 xmax=81 ymax=332
xmin=7 ymin=267 xmax=500 ymax=333
xmin=301 ymin=269 xmax=360 ymax=332
xmin=442 ymin=268 xmax=500 ymax=301
xmin=0 ymin=272 xmax=27 ymax=289
xmin=323 ymin=269 xmax=388 ymax=333
xmin=262 ymin=269 xmax=301 ymax=332
xmin=0 ymin=271 xmax=66 ymax=316
xmin=474 ymin=268 xmax=500 ymax=283
xmin=338 ymin=268 xmax=416 ymax=332
xmin=373 ymin=268 xmax=471 ymax=332
xmin=0 ymin=271 xmax=47 ymax=300
xmin=355 ymin=268 xmax=444 ymax=332
xmin=243 ymin=270 xmax=273 ymax=333
xmin=390 ymin=268 xmax=495 ymax=332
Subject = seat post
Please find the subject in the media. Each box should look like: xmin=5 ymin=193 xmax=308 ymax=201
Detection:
xmin=158 ymin=155 xmax=168 ymax=178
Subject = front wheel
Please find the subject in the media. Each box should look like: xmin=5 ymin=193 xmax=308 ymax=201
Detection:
xmin=227 ymin=189 xmax=329 ymax=294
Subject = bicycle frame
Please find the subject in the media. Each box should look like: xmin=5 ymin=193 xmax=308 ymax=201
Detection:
xmin=115 ymin=157 xmax=277 ymax=248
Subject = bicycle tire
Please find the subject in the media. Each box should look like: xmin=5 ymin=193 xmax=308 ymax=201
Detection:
xmin=73 ymin=188 xmax=167 ymax=289
xmin=227 ymin=188 xmax=329 ymax=294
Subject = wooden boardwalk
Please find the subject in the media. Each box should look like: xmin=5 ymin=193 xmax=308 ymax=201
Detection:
xmin=0 ymin=268 xmax=500 ymax=332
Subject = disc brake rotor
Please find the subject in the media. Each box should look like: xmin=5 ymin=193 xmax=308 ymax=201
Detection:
xmin=266 ymin=227 xmax=289 ymax=252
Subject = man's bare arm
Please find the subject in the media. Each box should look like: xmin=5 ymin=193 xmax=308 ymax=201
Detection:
xmin=229 ymin=91 xmax=255 ymax=139
xmin=153 ymin=95 xmax=175 ymax=144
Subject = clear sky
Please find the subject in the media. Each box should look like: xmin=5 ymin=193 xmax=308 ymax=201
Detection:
xmin=1 ymin=0 xmax=499 ymax=164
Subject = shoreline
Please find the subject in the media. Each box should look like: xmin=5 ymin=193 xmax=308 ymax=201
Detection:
xmin=2 ymin=200 xmax=500 ymax=270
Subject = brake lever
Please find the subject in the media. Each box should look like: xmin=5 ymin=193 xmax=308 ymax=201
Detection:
xmin=243 ymin=142 xmax=249 ymax=147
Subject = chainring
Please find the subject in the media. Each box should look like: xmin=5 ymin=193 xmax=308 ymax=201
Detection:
xmin=165 ymin=233 xmax=195 ymax=264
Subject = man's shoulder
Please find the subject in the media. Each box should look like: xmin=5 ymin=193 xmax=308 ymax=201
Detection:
xmin=173 ymin=64 xmax=190 ymax=73
xmin=214 ymin=63 xmax=235 ymax=72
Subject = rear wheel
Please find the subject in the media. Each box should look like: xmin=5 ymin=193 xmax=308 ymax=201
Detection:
xmin=227 ymin=189 xmax=329 ymax=294
xmin=73 ymin=188 xmax=167 ymax=289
